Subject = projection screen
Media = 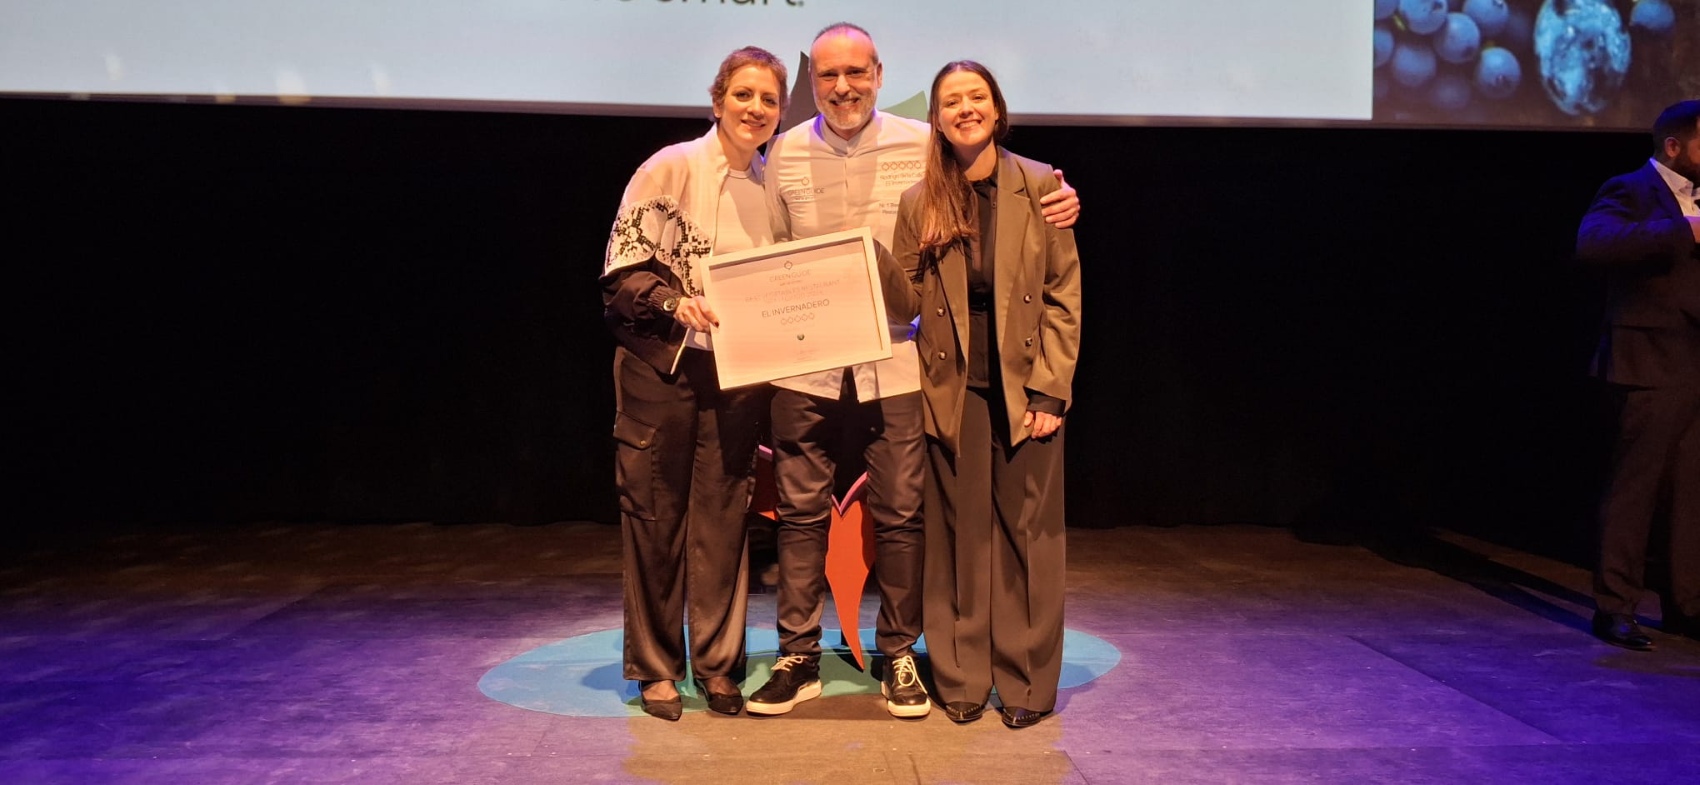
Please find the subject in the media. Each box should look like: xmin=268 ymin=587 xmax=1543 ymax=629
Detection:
xmin=1 ymin=1 xmax=1694 ymax=129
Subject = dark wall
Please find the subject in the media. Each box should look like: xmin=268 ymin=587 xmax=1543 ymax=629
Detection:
xmin=5 ymin=98 xmax=1644 ymax=555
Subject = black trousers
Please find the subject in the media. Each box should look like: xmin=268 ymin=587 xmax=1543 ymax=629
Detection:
xmin=613 ymin=347 xmax=770 ymax=683
xmin=924 ymin=387 xmax=1066 ymax=713
xmin=769 ymin=387 xmax=925 ymax=661
xmin=1595 ymin=383 xmax=1700 ymax=620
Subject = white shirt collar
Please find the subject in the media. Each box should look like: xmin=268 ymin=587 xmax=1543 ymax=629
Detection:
xmin=1650 ymin=157 xmax=1698 ymax=202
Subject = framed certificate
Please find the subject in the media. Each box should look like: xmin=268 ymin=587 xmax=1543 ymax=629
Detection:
xmin=700 ymin=227 xmax=894 ymax=389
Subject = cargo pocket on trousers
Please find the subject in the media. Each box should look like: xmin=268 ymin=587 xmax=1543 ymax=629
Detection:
xmin=612 ymin=410 xmax=660 ymax=521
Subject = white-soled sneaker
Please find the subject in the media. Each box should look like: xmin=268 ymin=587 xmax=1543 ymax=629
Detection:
xmin=745 ymin=654 xmax=823 ymax=716
xmin=880 ymin=654 xmax=930 ymax=718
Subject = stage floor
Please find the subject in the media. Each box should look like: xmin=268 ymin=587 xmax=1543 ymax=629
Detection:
xmin=3 ymin=521 xmax=1697 ymax=784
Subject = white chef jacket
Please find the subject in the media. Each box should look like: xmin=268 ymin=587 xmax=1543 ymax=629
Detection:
xmin=764 ymin=110 xmax=930 ymax=402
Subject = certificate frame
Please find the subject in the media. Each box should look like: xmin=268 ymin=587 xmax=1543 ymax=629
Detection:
xmin=700 ymin=227 xmax=893 ymax=390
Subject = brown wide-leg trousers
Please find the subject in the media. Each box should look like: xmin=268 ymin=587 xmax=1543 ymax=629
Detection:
xmin=923 ymin=386 xmax=1067 ymax=713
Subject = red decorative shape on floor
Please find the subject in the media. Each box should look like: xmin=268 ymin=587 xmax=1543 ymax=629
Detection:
xmin=752 ymin=446 xmax=876 ymax=670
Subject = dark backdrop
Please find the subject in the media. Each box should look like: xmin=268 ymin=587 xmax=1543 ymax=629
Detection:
xmin=5 ymin=98 xmax=1642 ymax=559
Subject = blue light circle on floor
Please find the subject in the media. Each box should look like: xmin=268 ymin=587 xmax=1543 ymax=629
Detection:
xmin=478 ymin=627 xmax=1119 ymax=718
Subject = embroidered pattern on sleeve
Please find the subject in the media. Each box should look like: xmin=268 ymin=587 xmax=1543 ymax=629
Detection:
xmin=605 ymin=195 xmax=713 ymax=296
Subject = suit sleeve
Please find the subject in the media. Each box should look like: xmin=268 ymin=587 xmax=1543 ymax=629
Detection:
xmin=1025 ymin=165 xmax=1082 ymax=409
xmin=881 ymin=190 xmax=925 ymax=323
xmin=1576 ymin=175 xmax=1696 ymax=271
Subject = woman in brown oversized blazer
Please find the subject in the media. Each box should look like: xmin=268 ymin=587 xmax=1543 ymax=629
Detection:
xmin=879 ymin=60 xmax=1082 ymax=729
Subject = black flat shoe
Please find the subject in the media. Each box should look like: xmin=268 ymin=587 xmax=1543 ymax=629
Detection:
xmin=999 ymin=706 xmax=1046 ymax=729
xmin=640 ymin=681 xmax=683 ymax=721
xmin=696 ymin=677 xmax=745 ymax=716
xmin=1592 ymin=612 xmax=1654 ymax=651
xmin=943 ymin=701 xmax=985 ymax=723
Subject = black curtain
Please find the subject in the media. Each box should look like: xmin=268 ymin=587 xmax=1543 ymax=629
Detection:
xmin=5 ymin=99 xmax=1641 ymax=559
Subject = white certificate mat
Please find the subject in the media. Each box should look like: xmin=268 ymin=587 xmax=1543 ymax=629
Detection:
xmin=701 ymin=227 xmax=892 ymax=390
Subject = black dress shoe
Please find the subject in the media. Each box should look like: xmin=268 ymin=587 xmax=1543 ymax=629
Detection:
xmin=999 ymin=706 xmax=1047 ymax=729
xmin=1592 ymin=612 xmax=1655 ymax=651
xmin=943 ymin=701 xmax=985 ymax=723
xmin=696 ymin=677 xmax=745 ymax=716
xmin=640 ymin=681 xmax=683 ymax=721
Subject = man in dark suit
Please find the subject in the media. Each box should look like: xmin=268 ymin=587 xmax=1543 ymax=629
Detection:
xmin=1577 ymin=99 xmax=1700 ymax=651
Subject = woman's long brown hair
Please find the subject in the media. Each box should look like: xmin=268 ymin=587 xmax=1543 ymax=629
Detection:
xmin=915 ymin=60 xmax=1010 ymax=262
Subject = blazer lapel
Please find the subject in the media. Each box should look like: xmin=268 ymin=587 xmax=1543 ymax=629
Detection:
xmin=1641 ymin=164 xmax=1700 ymax=322
xmin=993 ymin=151 xmax=1031 ymax=356
xmin=1641 ymin=163 xmax=1686 ymax=220
xmin=941 ymin=241 xmax=971 ymax=364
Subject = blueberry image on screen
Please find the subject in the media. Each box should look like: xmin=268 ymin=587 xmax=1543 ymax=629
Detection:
xmin=1401 ymin=0 xmax=1450 ymax=34
xmin=1535 ymin=0 xmax=1631 ymax=116
xmin=1391 ymin=40 xmax=1439 ymax=87
xmin=1463 ymin=0 xmax=1510 ymax=36
xmin=1435 ymin=13 xmax=1482 ymax=63
xmin=1429 ymin=73 xmax=1473 ymax=111
xmin=1630 ymin=0 xmax=1676 ymax=34
xmin=1375 ymin=25 xmax=1395 ymax=68
xmin=1475 ymin=46 xmax=1522 ymax=99
xmin=1377 ymin=0 xmax=1399 ymax=21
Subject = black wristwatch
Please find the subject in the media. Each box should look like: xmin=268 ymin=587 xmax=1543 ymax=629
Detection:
xmin=660 ymin=296 xmax=680 ymax=315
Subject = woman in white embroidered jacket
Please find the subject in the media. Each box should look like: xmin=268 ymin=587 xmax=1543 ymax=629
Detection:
xmin=601 ymin=46 xmax=787 ymax=721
